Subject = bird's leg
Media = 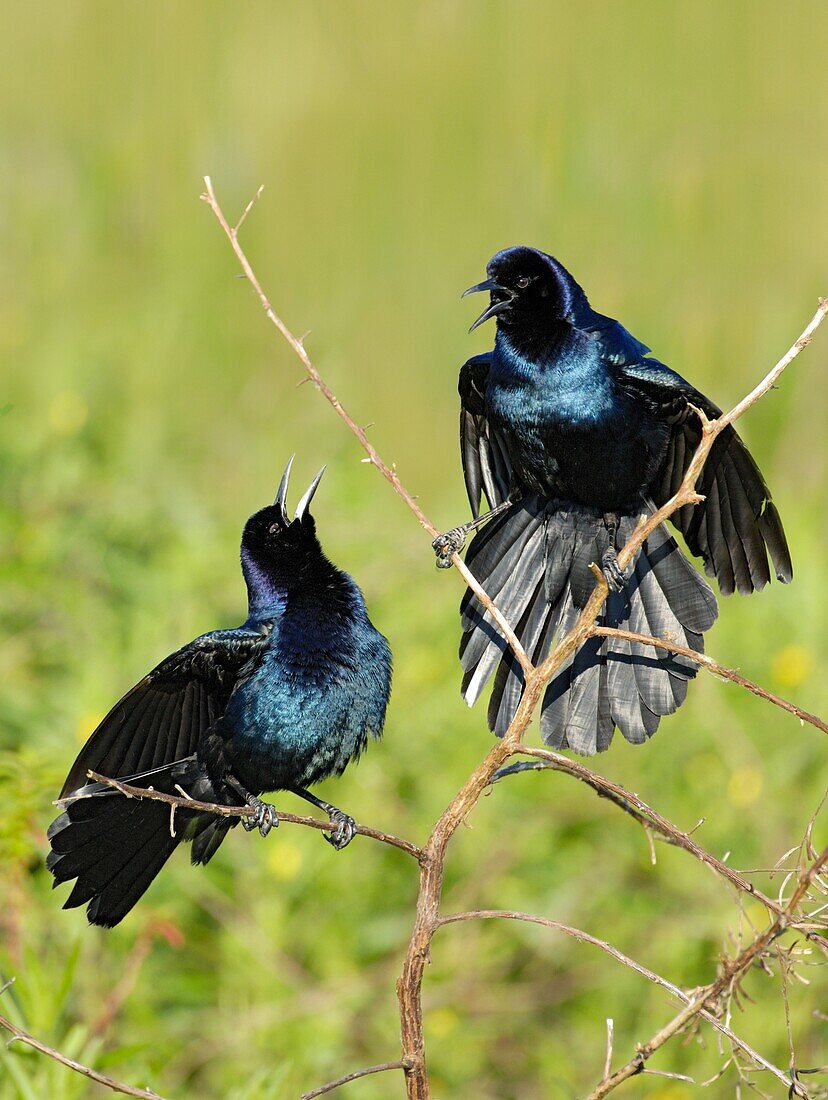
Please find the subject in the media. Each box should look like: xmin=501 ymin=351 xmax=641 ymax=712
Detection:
xmin=224 ymin=775 xmax=279 ymax=838
xmin=291 ymin=788 xmax=357 ymax=851
xmin=432 ymin=498 xmax=514 ymax=568
xmin=601 ymin=511 xmax=627 ymax=592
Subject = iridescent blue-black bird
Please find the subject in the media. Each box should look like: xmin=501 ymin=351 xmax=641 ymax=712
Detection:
xmin=436 ymin=246 xmax=791 ymax=755
xmin=48 ymin=458 xmax=392 ymax=926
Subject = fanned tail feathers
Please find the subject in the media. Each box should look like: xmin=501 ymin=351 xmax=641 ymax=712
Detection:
xmin=460 ymin=497 xmax=718 ymax=755
xmin=47 ymin=760 xmax=237 ymax=927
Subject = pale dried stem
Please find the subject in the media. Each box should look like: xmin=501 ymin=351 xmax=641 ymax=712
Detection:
xmin=502 ymin=745 xmax=788 ymax=918
xmin=437 ymin=910 xmax=803 ymax=1094
xmin=603 ymin=1019 xmax=614 ymax=1079
xmin=0 ymin=1000 xmax=168 ymax=1100
xmin=592 ymin=626 xmax=828 ymax=734
xmin=586 ymin=845 xmax=828 ymax=1098
xmin=200 ymin=177 xmax=531 ymax=678
xmin=59 ymin=772 xmax=424 ymax=862
xmin=299 ymin=1059 xmax=409 ymax=1099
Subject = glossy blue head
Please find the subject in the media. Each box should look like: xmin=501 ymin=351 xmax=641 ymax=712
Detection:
xmin=241 ymin=455 xmax=328 ymax=617
xmin=464 ymin=246 xmax=591 ymax=343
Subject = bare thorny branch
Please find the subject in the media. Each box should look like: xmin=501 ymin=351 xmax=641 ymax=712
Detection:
xmin=7 ymin=179 xmax=826 ymax=1099
xmin=56 ymin=771 xmax=424 ymax=862
xmin=0 ymin=979 xmax=168 ymax=1100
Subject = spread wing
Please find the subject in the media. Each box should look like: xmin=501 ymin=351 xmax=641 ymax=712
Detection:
xmin=61 ymin=626 xmax=272 ymax=796
xmin=616 ymin=359 xmax=793 ymax=595
xmin=459 ymin=353 xmax=514 ymax=517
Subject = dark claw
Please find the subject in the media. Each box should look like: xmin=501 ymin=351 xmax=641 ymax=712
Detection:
xmin=242 ymin=797 xmax=279 ymax=837
xmin=601 ymin=547 xmax=627 ymax=592
xmin=432 ymin=528 xmax=467 ymax=568
xmin=324 ymin=810 xmax=357 ymax=851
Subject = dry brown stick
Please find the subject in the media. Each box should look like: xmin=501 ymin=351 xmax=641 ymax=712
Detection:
xmin=58 ymin=772 xmax=424 ymax=862
xmin=199 ymin=176 xmax=532 ymax=679
xmin=300 ymin=1059 xmax=409 ymax=1099
xmin=592 ymin=626 xmax=828 ymax=735
xmin=436 ymin=910 xmax=801 ymax=1094
xmin=497 ymin=745 xmax=787 ymax=918
xmin=587 ymin=845 xmax=828 ymax=1099
xmin=0 ymin=1000 xmax=167 ymax=1100
xmin=200 ymin=178 xmax=828 ymax=1098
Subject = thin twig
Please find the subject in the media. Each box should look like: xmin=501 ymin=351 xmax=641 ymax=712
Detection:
xmin=592 ymin=626 xmax=828 ymax=735
xmin=300 ymin=1060 xmax=408 ymax=1099
xmin=436 ymin=910 xmax=804 ymax=1094
xmin=777 ymin=943 xmax=798 ymax=1082
xmin=503 ymin=746 xmax=787 ymax=918
xmin=586 ymin=846 xmax=828 ymax=1099
xmin=57 ymin=772 xmax=424 ymax=862
xmin=199 ymin=176 xmax=531 ymax=678
xmin=0 ymin=1007 xmax=168 ymax=1100
xmin=603 ymin=1019 xmax=614 ymax=1079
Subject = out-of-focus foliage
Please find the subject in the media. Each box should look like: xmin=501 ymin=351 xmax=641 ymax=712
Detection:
xmin=1 ymin=3 xmax=827 ymax=1097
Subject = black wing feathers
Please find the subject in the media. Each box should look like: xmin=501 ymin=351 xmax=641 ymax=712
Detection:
xmin=617 ymin=360 xmax=792 ymax=594
xmin=459 ymin=354 xmax=512 ymax=516
xmin=61 ymin=627 xmax=270 ymax=796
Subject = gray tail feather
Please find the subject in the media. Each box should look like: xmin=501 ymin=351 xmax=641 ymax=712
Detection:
xmin=47 ymin=759 xmax=236 ymax=927
xmin=460 ymin=497 xmax=718 ymax=756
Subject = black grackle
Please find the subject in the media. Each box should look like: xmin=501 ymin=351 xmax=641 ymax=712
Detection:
xmin=437 ymin=247 xmax=790 ymax=755
xmin=48 ymin=457 xmax=392 ymax=926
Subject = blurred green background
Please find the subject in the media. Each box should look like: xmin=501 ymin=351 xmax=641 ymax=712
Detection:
xmin=1 ymin=3 xmax=827 ymax=1097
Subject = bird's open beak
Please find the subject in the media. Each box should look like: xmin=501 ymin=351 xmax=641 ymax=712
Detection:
xmin=462 ymin=279 xmax=515 ymax=333
xmin=295 ymin=466 xmax=326 ymax=520
xmin=274 ymin=454 xmax=295 ymax=516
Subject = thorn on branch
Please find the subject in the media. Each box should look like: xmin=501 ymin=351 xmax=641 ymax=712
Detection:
xmin=603 ymin=1018 xmax=614 ymax=1078
xmin=588 ymin=561 xmax=608 ymax=588
xmin=233 ymin=184 xmax=265 ymax=235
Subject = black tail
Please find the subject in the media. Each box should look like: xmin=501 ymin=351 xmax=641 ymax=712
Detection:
xmin=47 ymin=761 xmax=236 ymax=927
xmin=460 ymin=496 xmax=718 ymax=755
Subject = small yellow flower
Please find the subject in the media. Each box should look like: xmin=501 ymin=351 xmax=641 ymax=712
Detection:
xmin=771 ymin=644 xmax=814 ymax=690
xmin=648 ymin=1088 xmax=689 ymax=1100
xmin=428 ymin=1007 xmax=458 ymax=1039
xmin=49 ymin=392 xmax=88 ymax=436
xmin=727 ymin=766 xmax=763 ymax=808
xmin=76 ymin=712 xmax=102 ymax=745
xmin=268 ymin=841 xmax=302 ymax=880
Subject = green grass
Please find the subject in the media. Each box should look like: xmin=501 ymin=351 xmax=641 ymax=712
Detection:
xmin=1 ymin=3 xmax=827 ymax=1097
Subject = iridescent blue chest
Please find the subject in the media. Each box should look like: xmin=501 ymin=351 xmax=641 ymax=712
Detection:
xmin=487 ymin=332 xmax=668 ymax=510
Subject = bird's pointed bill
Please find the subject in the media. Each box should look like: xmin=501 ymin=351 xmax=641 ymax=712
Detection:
xmin=468 ymin=298 xmax=514 ymax=333
xmin=295 ymin=466 xmax=326 ymax=519
xmin=463 ymin=279 xmax=515 ymax=332
xmin=461 ymin=278 xmax=509 ymax=299
xmin=274 ymin=454 xmax=295 ymax=516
